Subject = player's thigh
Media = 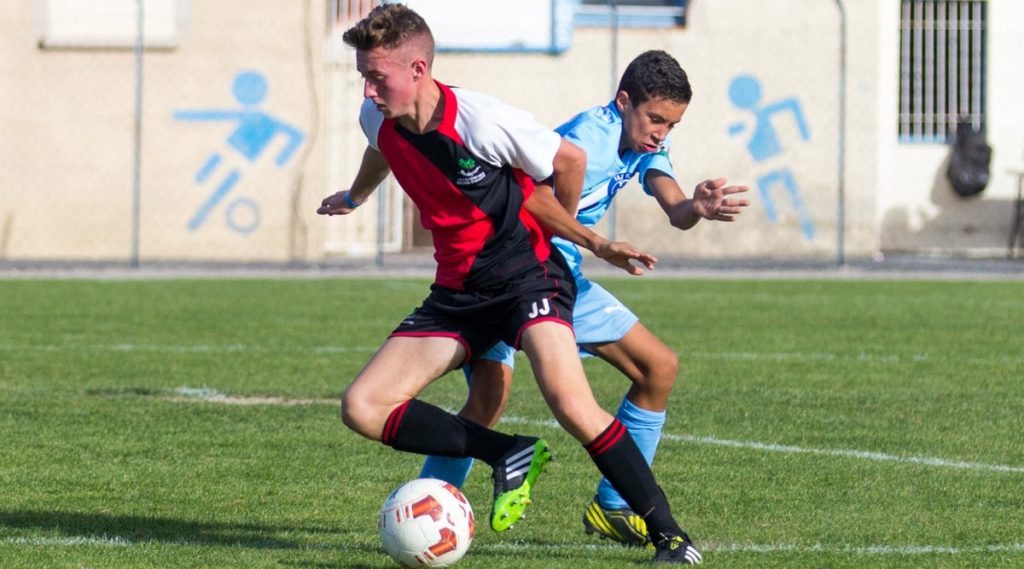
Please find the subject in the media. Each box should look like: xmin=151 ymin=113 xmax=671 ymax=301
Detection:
xmin=343 ymin=336 xmax=465 ymax=429
xmin=520 ymin=322 xmax=612 ymax=441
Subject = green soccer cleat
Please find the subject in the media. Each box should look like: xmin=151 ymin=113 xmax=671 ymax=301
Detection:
xmin=582 ymin=495 xmax=652 ymax=548
xmin=490 ymin=436 xmax=552 ymax=532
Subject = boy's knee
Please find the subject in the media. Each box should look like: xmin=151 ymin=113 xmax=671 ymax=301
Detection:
xmin=639 ymin=349 xmax=679 ymax=393
xmin=340 ymin=386 xmax=378 ymax=437
xmin=339 ymin=389 xmax=358 ymax=429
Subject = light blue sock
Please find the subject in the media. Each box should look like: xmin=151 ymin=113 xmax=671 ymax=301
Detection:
xmin=419 ymin=456 xmax=474 ymax=488
xmin=596 ymin=396 xmax=666 ymax=510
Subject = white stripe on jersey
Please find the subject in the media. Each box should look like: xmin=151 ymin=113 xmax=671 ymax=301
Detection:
xmin=357 ymin=84 xmax=561 ymax=183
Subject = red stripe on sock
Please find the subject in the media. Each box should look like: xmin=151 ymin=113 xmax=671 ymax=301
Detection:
xmin=584 ymin=419 xmax=625 ymax=457
xmin=592 ymin=421 xmax=626 ymax=456
xmin=382 ymin=401 xmax=410 ymax=445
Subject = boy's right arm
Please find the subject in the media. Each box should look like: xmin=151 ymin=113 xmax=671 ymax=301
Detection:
xmin=317 ymin=147 xmax=391 ymax=215
xmin=525 ymin=184 xmax=656 ymax=276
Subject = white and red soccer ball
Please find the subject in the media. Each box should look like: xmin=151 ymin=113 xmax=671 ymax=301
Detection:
xmin=379 ymin=478 xmax=475 ymax=567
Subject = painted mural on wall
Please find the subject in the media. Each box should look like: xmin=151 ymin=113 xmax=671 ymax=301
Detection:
xmin=727 ymin=75 xmax=814 ymax=240
xmin=173 ymin=70 xmax=305 ymax=235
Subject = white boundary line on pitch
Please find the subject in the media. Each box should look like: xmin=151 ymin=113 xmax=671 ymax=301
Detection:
xmin=160 ymin=388 xmax=1024 ymax=475
xmin=4 ymin=535 xmax=1024 ymax=556
xmin=496 ymin=415 xmax=1024 ymax=474
xmin=5 ymin=343 xmax=1024 ymax=365
xmin=478 ymin=541 xmax=1024 ymax=555
xmin=0 ymin=343 xmax=376 ymax=354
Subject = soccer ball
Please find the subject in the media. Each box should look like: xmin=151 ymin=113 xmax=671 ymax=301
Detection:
xmin=379 ymin=478 xmax=475 ymax=568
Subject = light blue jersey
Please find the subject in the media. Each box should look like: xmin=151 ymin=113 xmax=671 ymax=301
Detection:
xmin=474 ymin=101 xmax=678 ymax=366
xmin=553 ymin=101 xmax=677 ymax=280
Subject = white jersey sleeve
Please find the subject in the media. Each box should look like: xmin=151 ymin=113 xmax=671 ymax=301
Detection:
xmin=358 ymin=98 xmax=385 ymax=151
xmin=452 ymin=88 xmax=561 ymax=181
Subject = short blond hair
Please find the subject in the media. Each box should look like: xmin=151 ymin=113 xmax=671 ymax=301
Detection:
xmin=342 ymin=4 xmax=435 ymax=65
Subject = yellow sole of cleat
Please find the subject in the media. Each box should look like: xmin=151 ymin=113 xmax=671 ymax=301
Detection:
xmin=583 ymin=501 xmax=652 ymax=549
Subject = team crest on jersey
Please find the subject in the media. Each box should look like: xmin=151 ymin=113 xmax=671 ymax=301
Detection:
xmin=455 ymin=157 xmax=486 ymax=186
xmin=607 ymin=172 xmax=632 ymax=197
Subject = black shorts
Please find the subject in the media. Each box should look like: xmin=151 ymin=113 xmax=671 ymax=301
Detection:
xmin=390 ymin=253 xmax=576 ymax=362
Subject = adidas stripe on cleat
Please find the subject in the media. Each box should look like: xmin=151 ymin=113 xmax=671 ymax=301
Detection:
xmin=582 ymin=496 xmax=652 ymax=548
xmin=653 ymin=532 xmax=702 ymax=565
xmin=490 ymin=436 xmax=552 ymax=532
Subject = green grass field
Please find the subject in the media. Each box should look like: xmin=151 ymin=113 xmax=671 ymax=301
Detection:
xmin=1 ymin=277 xmax=1022 ymax=568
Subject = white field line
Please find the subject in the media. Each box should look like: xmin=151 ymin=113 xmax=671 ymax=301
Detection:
xmin=479 ymin=541 xmax=1024 ymax=555
xmin=4 ymin=535 xmax=1024 ymax=556
xmin=0 ymin=343 xmax=375 ymax=354
xmin=3 ymin=343 xmax=1023 ymax=365
xmin=168 ymin=389 xmax=1024 ymax=475
xmin=662 ymin=433 xmax=1024 ymax=474
xmin=497 ymin=415 xmax=1024 ymax=474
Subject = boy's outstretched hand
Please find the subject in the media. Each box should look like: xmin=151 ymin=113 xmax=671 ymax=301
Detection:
xmin=592 ymin=239 xmax=657 ymax=276
xmin=692 ymin=178 xmax=750 ymax=222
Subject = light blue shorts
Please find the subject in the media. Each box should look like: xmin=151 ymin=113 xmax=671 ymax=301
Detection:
xmin=475 ymin=277 xmax=639 ymax=368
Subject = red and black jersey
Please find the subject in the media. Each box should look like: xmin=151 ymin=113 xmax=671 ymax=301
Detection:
xmin=360 ymin=82 xmax=562 ymax=290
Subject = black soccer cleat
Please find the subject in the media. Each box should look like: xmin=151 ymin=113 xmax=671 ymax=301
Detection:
xmin=652 ymin=531 xmax=702 ymax=564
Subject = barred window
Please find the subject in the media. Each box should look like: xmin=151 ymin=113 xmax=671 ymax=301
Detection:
xmin=899 ymin=0 xmax=987 ymax=142
xmin=576 ymin=0 xmax=688 ymax=28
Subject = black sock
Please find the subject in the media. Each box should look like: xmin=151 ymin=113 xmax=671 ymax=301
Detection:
xmin=382 ymin=399 xmax=517 ymax=465
xmin=584 ymin=419 xmax=682 ymax=539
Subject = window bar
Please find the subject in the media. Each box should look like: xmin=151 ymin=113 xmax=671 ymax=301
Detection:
xmin=900 ymin=0 xmax=912 ymax=137
xmin=924 ymin=0 xmax=934 ymax=139
xmin=971 ymin=0 xmax=983 ymax=129
xmin=936 ymin=1 xmax=947 ymax=138
xmin=959 ymin=1 xmax=969 ymax=125
xmin=912 ymin=0 xmax=924 ymax=138
xmin=948 ymin=1 xmax=959 ymax=126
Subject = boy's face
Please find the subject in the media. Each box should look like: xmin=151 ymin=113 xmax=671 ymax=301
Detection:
xmin=356 ymin=45 xmax=422 ymax=119
xmin=616 ymin=92 xmax=688 ymax=154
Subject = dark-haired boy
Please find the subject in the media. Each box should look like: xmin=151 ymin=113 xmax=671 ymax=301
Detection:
xmin=422 ymin=50 xmax=748 ymax=557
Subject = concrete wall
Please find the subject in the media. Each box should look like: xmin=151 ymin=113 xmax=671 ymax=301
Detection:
xmin=0 ymin=0 xmax=326 ymax=262
xmin=2 ymin=0 xmax=1020 ymax=263
xmin=876 ymin=0 xmax=1024 ymax=256
xmin=428 ymin=0 xmax=862 ymax=260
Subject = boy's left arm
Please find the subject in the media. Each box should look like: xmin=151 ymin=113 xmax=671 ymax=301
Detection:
xmin=645 ymin=170 xmax=750 ymax=230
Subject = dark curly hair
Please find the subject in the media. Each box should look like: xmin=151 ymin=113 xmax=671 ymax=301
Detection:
xmin=617 ymin=50 xmax=692 ymax=105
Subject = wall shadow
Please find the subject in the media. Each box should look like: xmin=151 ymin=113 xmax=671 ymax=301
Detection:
xmin=880 ymin=148 xmax=1023 ymax=255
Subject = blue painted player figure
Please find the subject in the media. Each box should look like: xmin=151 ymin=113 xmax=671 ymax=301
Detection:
xmin=319 ymin=6 xmax=702 ymax=564
xmin=421 ymin=50 xmax=748 ymax=550
xmin=174 ymin=70 xmax=305 ymax=232
xmin=727 ymin=74 xmax=813 ymax=239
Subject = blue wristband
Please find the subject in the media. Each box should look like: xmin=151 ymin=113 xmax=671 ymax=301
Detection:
xmin=343 ymin=193 xmax=362 ymax=209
